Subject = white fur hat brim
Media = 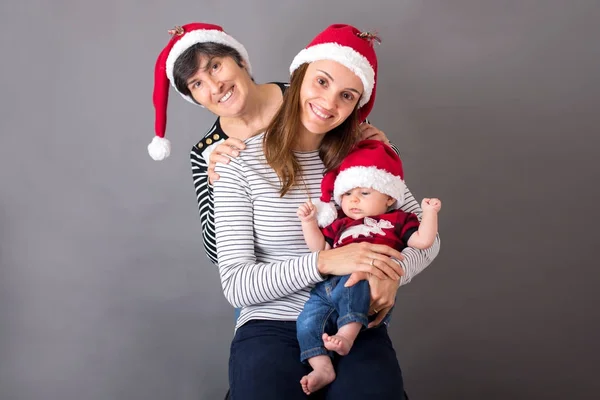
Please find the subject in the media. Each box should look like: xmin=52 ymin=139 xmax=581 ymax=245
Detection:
xmin=166 ymin=29 xmax=252 ymax=105
xmin=333 ymin=166 xmax=406 ymax=209
xmin=289 ymin=43 xmax=374 ymax=109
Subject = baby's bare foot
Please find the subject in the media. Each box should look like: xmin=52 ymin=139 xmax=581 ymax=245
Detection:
xmin=300 ymin=364 xmax=336 ymax=395
xmin=323 ymin=332 xmax=354 ymax=356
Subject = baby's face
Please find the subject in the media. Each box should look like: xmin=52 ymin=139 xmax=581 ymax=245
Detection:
xmin=340 ymin=187 xmax=395 ymax=220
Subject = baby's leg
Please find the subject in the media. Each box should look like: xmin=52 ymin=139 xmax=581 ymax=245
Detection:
xmin=297 ymin=281 xmax=338 ymax=395
xmin=301 ymin=355 xmax=336 ymax=395
xmin=326 ymin=276 xmax=370 ymax=356
xmin=323 ymin=322 xmax=362 ymax=356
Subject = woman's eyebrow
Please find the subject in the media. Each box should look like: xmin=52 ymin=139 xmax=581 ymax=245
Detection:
xmin=317 ymin=69 xmax=361 ymax=94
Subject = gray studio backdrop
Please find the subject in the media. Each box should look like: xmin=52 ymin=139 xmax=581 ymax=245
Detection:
xmin=1 ymin=0 xmax=598 ymax=399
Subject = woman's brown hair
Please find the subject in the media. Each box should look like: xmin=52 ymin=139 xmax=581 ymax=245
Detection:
xmin=263 ymin=63 xmax=361 ymax=196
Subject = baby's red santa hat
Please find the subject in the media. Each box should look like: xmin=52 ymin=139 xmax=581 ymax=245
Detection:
xmin=149 ymin=23 xmax=252 ymax=161
xmin=313 ymin=140 xmax=406 ymax=227
xmin=289 ymin=23 xmax=380 ymax=123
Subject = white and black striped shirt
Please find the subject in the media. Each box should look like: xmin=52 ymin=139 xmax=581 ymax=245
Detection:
xmin=190 ymin=120 xmax=223 ymax=265
xmin=190 ymin=83 xmax=290 ymax=265
xmin=212 ymin=133 xmax=440 ymax=329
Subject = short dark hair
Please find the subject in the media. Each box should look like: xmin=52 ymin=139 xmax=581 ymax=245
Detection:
xmin=172 ymin=42 xmax=246 ymax=97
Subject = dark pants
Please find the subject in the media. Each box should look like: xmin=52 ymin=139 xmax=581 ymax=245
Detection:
xmin=228 ymin=319 xmax=405 ymax=400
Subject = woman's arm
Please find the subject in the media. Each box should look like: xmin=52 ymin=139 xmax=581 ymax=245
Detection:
xmin=190 ymin=136 xmax=250 ymax=265
xmin=213 ymin=157 xmax=324 ymax=309
xmin=190 ymin=146 xmax=218 ymax=265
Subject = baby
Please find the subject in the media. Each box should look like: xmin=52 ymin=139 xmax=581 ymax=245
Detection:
xmin=296 ymin=139 xmax=441 ymax=394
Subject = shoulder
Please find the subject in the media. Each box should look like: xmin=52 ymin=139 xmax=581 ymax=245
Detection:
xmin=323 ymin=216 xmax=347 ymax=236
xmin=267 ymin=81 xmax=290 ymax=95
xmin=331 ymin=216 xmax=353 ymax=230
xmin=388 ymin=209 xmax=418 ymax=223
xmin=387 ymin=142 xmax=401 ymax=158
xmin=239 ymin=133 xmax=265 ymax=157
xmin=190 ymin=119 xmax=228 ymax=157
xmin=215 ymin=133 xmax=265 ymax=173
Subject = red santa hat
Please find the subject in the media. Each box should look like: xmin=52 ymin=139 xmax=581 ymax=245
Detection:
xmin=149 ymin=23 xmax=252 ymax=161
xmin=289 ymin=24 xmax=380 ymax=122
xmin=314 ymin=140 xmax=406 ymax=227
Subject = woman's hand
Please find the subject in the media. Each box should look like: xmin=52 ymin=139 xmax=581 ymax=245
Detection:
xmin=359 ymin=123 xmax=390 ymax=145
xmin=317 ymin=242 xmax=404 ymax=281
xmin=366 ymin=274 xmax=398 ymax=328
xmin=343 ymin=270 xmax=399 ymax=328
xmin=208 ymin=138 xmax=246 ymax=184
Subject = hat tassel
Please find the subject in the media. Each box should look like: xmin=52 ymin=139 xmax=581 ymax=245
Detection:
xmin=313 ymin=199 xmax=337 ymax=228
xmin=148 ymin=136 xmax=172 ymax=161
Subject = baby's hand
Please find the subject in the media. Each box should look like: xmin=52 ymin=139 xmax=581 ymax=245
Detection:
xmin=422 ymin=198 xmax=442 ymax=213
xmin=297 ymin=201 xmax=317 ymax=222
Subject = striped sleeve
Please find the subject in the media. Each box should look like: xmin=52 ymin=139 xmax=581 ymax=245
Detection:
xmin=213 ymin=156 xmax=323 ymax=308
xmin=390 ymin=140 xmax=441 ymax=285
xmin=190 ymin=147 xmax=218 ymax=265
xmin=388 ymin=142 xmax=401 ymax=158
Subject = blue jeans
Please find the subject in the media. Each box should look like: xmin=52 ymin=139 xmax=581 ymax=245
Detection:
xmin=297 ymin=275 xmax=392 ymax=362
xmin=297 ymin=276 xmax=368 ymax=362
xmin=229 ymin=319 xmax=404 ymax=399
